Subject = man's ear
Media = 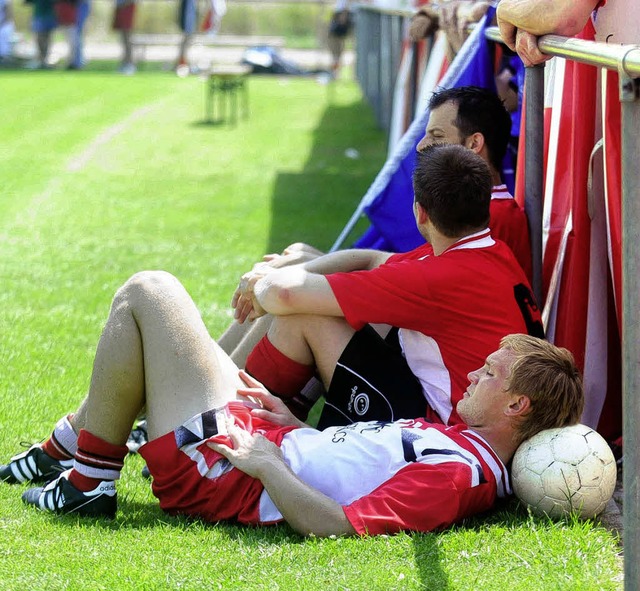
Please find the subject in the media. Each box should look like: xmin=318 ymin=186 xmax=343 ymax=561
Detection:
xmin=414 ymin=201 xmax=429 ymax=225
xmin=465 ymin=132 xmax=485 ymax=155
xmin=506 ymin=395 xmax=531 ymax=417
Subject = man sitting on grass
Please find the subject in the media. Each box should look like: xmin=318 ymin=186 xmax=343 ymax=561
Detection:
xmin=236 ymin=144 xmax=542 ymax=429
xmin=218 ymin=85 xmax=532 ymax=371
xmin=1 ymin=267 xmax=582 ymax=535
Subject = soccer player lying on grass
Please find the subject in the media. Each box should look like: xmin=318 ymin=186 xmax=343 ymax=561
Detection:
xmin=235 ymin=144 xmax=542 ymax=429
xmin=0 ymin=267 xmax=582 ymax=534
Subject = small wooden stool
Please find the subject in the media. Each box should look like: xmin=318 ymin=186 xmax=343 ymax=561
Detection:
xmin=205 ymin=65 xmax=251 ymax=125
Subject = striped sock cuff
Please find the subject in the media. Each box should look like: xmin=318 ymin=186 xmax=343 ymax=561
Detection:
xmin=73 ymin=461 xmax=123 ymax=482
xmin=42 ymin=414 xmax=77 ymax=460
xmin=73 ymin=429 xmax=128 ymax=482
xmin=52 ymin=415 xmax=78 ymax=456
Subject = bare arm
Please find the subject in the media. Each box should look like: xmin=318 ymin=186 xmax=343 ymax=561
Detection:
xmin=497 ymin=0 xmax=598 ymax=65
xmin=232 ymin=249 xmax=391 ymax=322
xmin=301 ymin=248 xmax=392 ymax=274
xmin=207 ymin=421 xmax=356 ymax=537
xmin=252 ymin=268 xmax=341 ymax=318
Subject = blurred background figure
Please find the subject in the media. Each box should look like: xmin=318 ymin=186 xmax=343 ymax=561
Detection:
xmin=54 ymin=0 xmax=91 ymax=69
xmin=438 ymin=0 xmax=490 ymax=57
xmin=409 ymin=0 xmax=490 ymax=60
xmin=113 ymin=0 xmax=136 ymax=74
xmin=176 ymin=0 xmax=196 ymax=73
xmin=27 ymin=0 xmax=56 ymax=68
xmin=68 ymin=0 xmax=91 ymax=69
xmin=201 ymin=0 xmax=226 ymax=36
xmin=327 ymin=0 xmax=352 ymax=79
xmin=0 ymin=0 xmax=15 ymax=62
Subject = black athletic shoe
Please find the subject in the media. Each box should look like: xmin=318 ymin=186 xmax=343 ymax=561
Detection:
xmin=0 ymin=444 xmax=73 ymax=484
xmin=126 ymin=419 xmax=148 ymax=454
xmin=22 ymin=471 xmax=117 ymax=518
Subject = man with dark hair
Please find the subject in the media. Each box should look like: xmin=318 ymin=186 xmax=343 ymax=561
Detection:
xmin=0 ymin=267 xmax=582 ymax=533
xmin=417 ymin=86 xmax=531 ymax=279
xmin=214 ymin=86 xmax=531 ymax=375
xmin=235 ymin=144 xmax=542 ymax=428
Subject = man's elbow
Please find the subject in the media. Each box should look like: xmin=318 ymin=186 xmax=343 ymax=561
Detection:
xmin=259 ymin=283 xmax=297 ymax=316
xmin=297 ymin=519 xmax=357 ymax=538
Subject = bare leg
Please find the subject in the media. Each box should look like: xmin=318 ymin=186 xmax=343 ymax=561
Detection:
xmin=121 ymin=30 xmax=133 ymax=66
xmin=36 ymin=31 xmax=50 ymax=65
xmin=177 ymin=33 xmax=192 ymax=66
xmin=218 ymin=315 xmax=273 ymax=367
xmin=265 ymin=314 xmax=355 ymax=389
xmin=71 ymin=271 xmax=243 ymax=445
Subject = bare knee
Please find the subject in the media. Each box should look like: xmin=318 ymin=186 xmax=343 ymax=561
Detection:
xmin=113 ymin=270 xmax=183 ymax=310
xmin=270 ymin=313 xmax=343 ymax=335
xmin=269 ymin=314 xmax=354 ymax=351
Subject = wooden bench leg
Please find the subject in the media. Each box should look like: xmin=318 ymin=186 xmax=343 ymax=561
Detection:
xmin=241 ymin=78 xmax=249 ymax=120
xmin=206 ymin=78 xmax=215 ymax=122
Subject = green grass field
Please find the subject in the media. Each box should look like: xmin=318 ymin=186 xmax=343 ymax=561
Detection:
xmin=0 ymin=68 xmax=623 ymax=590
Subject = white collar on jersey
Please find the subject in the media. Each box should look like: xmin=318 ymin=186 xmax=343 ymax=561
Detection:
xmin=442 ymin=228 xmax=495 ymax=254
xmin=491 ymin=184 xmax=514 ymax=200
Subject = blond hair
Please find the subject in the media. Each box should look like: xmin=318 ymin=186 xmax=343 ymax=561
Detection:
xmin=501 ymin=334 xmax=584 ymax=443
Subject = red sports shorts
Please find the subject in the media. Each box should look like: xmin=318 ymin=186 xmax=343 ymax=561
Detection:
xmin=139 ymin=402 xmax=296 ymax=524
xmin=113 ymin=3 xmax=136 ymax=31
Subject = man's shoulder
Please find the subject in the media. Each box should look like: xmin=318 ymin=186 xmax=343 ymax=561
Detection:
xmin=386 ymin=242 xmax=434 ymax=263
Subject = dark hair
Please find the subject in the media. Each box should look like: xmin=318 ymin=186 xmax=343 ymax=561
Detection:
xmin=428 ymin=86 xmax=511 ymax=171
xmin=412 ymin=144 xmax=491 ymax=237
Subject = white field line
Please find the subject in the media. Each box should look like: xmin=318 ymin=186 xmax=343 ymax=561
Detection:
xmin=1 ymin=102 xmax=164 ymax=245
xmin=67 ymin=102 xmax=161 ymax=172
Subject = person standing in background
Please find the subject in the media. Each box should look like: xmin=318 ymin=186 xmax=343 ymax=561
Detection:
xmin=27 ymin=0 xmax=56 ymax=69
xmin=176 ymin=0 xmax=197 ymax=73
xmin=113 ymin=0 xmax=136 ymax=74
xmin=327 ymin=0 xmax=352 ymax=79
xmin=0 ymin=0 xmax=15 ymax=62
xmin=68 ymin=0 xmax=91 ymax=69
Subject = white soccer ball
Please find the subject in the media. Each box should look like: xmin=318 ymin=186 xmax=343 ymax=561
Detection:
xmin=511 ymin=423 xmax=617 ymax=519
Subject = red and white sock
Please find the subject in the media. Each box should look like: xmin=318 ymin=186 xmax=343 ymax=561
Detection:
xmin=245 ymin=336 xmax=318 ymax=420
xmin=41 ymin=414 xmax=77 ymax=460
xmin=69 ymin=429 xmax=128 ymax=492
xmin=245 ymin=336 xmax=315 ymax=399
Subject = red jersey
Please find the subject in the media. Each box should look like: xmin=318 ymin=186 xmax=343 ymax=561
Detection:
xmin=326 ymin=229 xmax=542 ymax=425
xmin=141 ymin=404 xmax=511 ymax=535
xmin=490 ymin=185 xmax=532 ymax=281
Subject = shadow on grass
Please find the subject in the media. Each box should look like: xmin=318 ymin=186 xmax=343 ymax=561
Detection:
xmin=411 ymin=533 xmax=449 ymax=589
xmin=408 ymin=498 xmax=533 ymax=589
xmin=265 ymin=95 xmax=385 ymax=253
xmin=49 ymin=495 xmax=306 ymax=545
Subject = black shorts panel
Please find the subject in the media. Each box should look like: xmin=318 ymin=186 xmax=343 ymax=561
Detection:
xmin=317 ymin=325 xmax=427 ymax=429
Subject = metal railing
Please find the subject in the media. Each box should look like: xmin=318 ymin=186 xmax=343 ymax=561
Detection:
xmin=353 ymin=13 xmax=639 ymax=591
xmin=354 ymin=7 xmax=410 ymax=132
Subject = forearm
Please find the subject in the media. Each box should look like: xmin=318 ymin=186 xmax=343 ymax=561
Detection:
xmin=208 ymin=426 xmax=356 ymax=537
xmin=259 ymin=457 xmax=356 ymax=537
xmin=254 ymin=268 xmax=341 ymax=317
xmin=496 ymin=0 xmax=597 ymax=37
xmin=302 ymin=249 xmax=391 ymax=275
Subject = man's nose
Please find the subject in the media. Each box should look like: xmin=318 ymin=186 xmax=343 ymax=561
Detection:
xmin=416 ymin=136 xmax=429 ymax=152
